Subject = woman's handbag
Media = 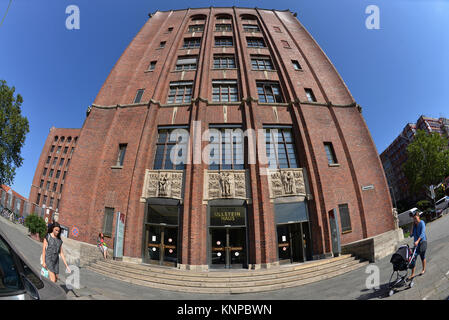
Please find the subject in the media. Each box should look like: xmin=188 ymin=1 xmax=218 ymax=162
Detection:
xmin=40 ymin=267 xmax=49 ymax=279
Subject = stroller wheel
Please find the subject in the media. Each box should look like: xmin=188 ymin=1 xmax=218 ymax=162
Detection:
xmin=389 ymin=289 xmax=394 ymax=297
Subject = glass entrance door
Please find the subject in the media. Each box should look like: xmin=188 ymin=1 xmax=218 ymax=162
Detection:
xmin=146 ymin=225 xmax=178 ymax=267
xmin=210 ymin=227 xmax=246 ymax=268
xmin=277 ymin=222 xmax=311 ymax=264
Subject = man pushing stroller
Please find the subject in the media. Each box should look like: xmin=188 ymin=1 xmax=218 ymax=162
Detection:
xmin=408 ymin=210 xmax=427 ymax=280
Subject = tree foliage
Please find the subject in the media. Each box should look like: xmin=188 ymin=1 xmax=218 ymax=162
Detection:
xmin=403 ymin=129 xmax=449 ymax=193
xmin=0 ymin=79 xmax=30 ymax=186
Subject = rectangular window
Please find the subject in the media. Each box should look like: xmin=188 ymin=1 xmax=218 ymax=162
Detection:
xmin=168 ymin=27 xmax=173 ymax=32
xmin=53 ymin=183 xmax=57 ymax=192
xmin=215 ymin=24 xmax=232 ymax=32
xmin=305 ymin=88 xmax=317 ymax=102
xmin=63 ymin=171 xmax=67 ymax=181
xmin=338 ymin=204 xmax=352 ymax=233
xmin=215 ymin=37 xmax=233 ymax=47
xmin=56 ymin=199 xmax=59 ymax=210
xmin=281 ymin=40 xmax=291 ymax=48
xmin=183 ymin=38 xmax=201 ymax=49
xmin=70 ymin=148 xmax=75 ymax=156
xmin=43 ymin=195 xmax=47 ymax=206
xmin=247 ymin=37 xmax=266 ymax=48
xmin=43 ymin=168 xmax=47 ymax=176
xmin=167 ymin=81 xmax=193 ymax=104
xmin=39 ymin=180 xmax=44 ymax=188
xmin=251 ymin=56 xmax=274 ymax=70
xmin=102 ymin=207 xmax=115 ymax=237
xmin=50 ymin=146 xmax=55 ymax=153
xmin=49 ymin=169 xmax=54 ymax=178
xmin=324 ymin=142 xmax=338 ymax=165
xmin=207 ymin=127 xmax=244 ymax=170
xmin=59 ymin=158 xmax=64 ymax=167
xmin=243 ymin=24 xmax=260 ymax=32
xmin=188 ymin=25 xmax=204 ymax=32
xmin=292 ymin=60 xmax=302 ymax=70
xmin=256 ymin=82 xmax=284 ymax=103
xmin=36 ymin=194 xmax=41 ymax=205
xmin=154 ymin=128 xmax=189 ymax=170
xmin=148 ymin=61 xmax=157 ymax=71
xmin=56 ymin=170 xmax=61 ymax=179
xmin=159 ymin=41 xmax=166 ymax=48
xmin=116 ymin=144 xmax=127 ymax=166
xmin=66 ymin=159 xmax=70 ymax=167
xmin=265 ymin=128 xmax=298 ymax=169
xmin=53 ymin=158 xmax=57 ymax=165
xmin=134 ymin=89 xmax=144 ymax=103
xmin=46 ymin=156 xmax=51 ymax=164
xmin=212 ymin=80 xmax=239 ymax=102
xmin=56 ymin=146 xmax=61 ymax=154
xmin=49 ymin=197 xmax=54 ymax=208
xmin=63 ymin=147 xmax=68 ymax=154
xmin=213 ymin=55 xmax=236 ymax=69
xmin=175 ymin=56 xmax=198 ymax=71
xmin=60 ymin=184 xmax=63 ymax=193
xmin=46 ymin=181 xmax=50 ymax=190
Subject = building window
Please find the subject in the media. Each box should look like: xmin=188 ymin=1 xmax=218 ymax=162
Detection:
xmin=265 ymin=128 xmax=298 ymax=169
xmin=292 ymin=60 xmax=302 ymax=70
xmin=66 ymin=159 xmax=70 ymax=167
xmin=305 ymin=88 xmax=316 ymax=102
xmin=215 ymin=37 xmax=233 ymax=47
xmin=168 ymin=27 xmax=173 ymax=32
xmin=116 ymin=144 xmax=127 ymax=166
xmin=43 ymin=195 xmax=47 ymax=206
xmin=63 ymin=147 xmax=68 ymax=154
xmin=175 ymin=56 xmax=197 ymax=71
xmin=324 ymin=142 xmax=338 ymax=165
xmin=148 ymin=61 xmax=157 ymax=71
xmin=281 ymin=40 xmax=291 ymax=48
xmin=273 ymin=26 xmax=281 ymax=33
xmin=56 ymin=170 xmax=61 ymax=179
xmin=215 ymin=24 xmax=232 ymax=32
xmin=53 ymin=158 xmax=57 ymax=166
xmin=36 ymin=194 xmax=41 ymax=205
xmin=60 ymin=184 xmax=63 ymax=193
xmin=43 ymin=168 xmax=47 ymax=176
xmin=46 ymin=181 xmax=50 ymax=190
xmin=56 ymin=146 xmax=61 ymax=154
xmin=52 ymin=183 xmax=57 ymax=192
xmin=49 ymin=169 xmax=54 ymax=178
xmin=191 ymin=15 xmax=206 ymax=21
xmin=167 ymin=81 xmax=193 ymax=104
xmin=59 ymin=158 xmax=64 ymax=167
xmin=154 ymin=128 xmax=188 ymax=170
xmin=159 ymin=41 xmax=166 ymax=48
xmin=213 ymin=55 xmax=236 ymax=69
xmin=56 ymin=199 xmax=59 ymax=210
xmin=338 ymin=204 xmax=352 ymax=233
xmin=212 ymin=80 xmax=239 ymax=102
xmin=256 ymin=82 xmax=284 ymax=103
xmin=188 ymin=24 xmax=204 ymax=32
xmin=49 ymin=197 xmax=54 ymax=208
xmin=50 ymin=145 xmax=55 ymax=153
xmin=70 ymin=148 xmax=75 ymax=156
xmin=54 ymin=136 xmax=58 ymax=142
xmin=60 ymin=137 xmax=65 ymax=143
xmin=207 ymin=127 xmax=244 ymax=170
xmin=247 ymin=37 xmax=266 ymax=48
xmin=46 ymin=156 xmax=51 ymax=164
xmin=39 ymin=180 xmax=44 ymax=188
xmin=134 ymin=89 xmax=144 ymax=103
xmin=102 ymin=207 xmax=114 ymax=237
xmin=67 ymin=137 xmax=72 ymax=143
xmin=183 ymin=38 xmax=201 ymax=49
xmin=243 ymin=24 xmax=260 ymax=32
xmin=251 ymin=56 xmax=274 ymax=70
xmin=216 ymin=14 xmax=232 ymax=20
xmin=63 ymin=171 xmax=67 ymax=181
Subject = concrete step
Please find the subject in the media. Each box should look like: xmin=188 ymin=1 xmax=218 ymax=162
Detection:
xmin=86 ymin=259 xmax=369 ymax=294
xmin=92 ymin=256 xmax=359 ymax=284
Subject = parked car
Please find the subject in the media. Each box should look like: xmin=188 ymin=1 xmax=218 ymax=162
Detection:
xmin=435 ymin=196 xmax=449 ymax=216
xmin=397 ymin=208 xmax=422 ymax=227
xmin=0 ymin=228 xmax=66 ymax=300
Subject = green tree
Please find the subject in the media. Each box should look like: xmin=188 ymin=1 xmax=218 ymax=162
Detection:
xmin=403 ymin=129 xmax=449 ymax=194
xmin=0 ymin=80 xmax=29 ymax=186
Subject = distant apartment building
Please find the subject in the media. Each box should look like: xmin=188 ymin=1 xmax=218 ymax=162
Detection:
xmin=0 ymin=185 xmax=30 ymax=217
xmin=29 ymin=127 xmax=81 ymax=222
xmin=380 ymin=116 xmax=449 ymax=208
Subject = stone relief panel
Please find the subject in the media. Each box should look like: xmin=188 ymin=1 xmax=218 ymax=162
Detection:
xmin=204 ymin=170 xmax=250 ymax=201
xmin=141 ymin=170 xmax=183 ymax=200
xmin=267 ymin=168 xmax=307 ymax=200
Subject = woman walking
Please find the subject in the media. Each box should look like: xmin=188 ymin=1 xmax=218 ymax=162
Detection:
xmin=97 ymin=233 xmax=108 ymax=259
xmin=42 ymin=222 xmax=71 ymax=282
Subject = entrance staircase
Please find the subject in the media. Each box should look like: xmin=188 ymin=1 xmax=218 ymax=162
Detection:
xmin=86 ymin=254 xmax=369 ymax=294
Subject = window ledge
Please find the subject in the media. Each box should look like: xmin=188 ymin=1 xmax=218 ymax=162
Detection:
xmin=171 ymin=69 xmax=197 ymax=73
xmin=328 ymin=163 xmax=340 ymax=167
xmin=251 ymin=69 xmax=278 ymax=72
xmin=144 ymin=70 xmax=155 ymax=73
xmin=213 ymin=46 xmax=235 ymax=48
xmin=208 ymin=101 xmax=242 ymax=106
xmin=342 ymin=230 xmax=352 ymax=234
xmin=111 ymin=165 xmax=123 ymax=169
xmin=212 ymin=68 xmax=238 ymax=71
xmin=258 ymin=102 xmax=288 ymax=106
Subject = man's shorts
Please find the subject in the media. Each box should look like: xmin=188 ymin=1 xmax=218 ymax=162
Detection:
xmin=418 ymin=240 xmax=427 ymax=260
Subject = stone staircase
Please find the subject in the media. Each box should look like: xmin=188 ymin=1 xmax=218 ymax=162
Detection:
xmin=86 ymin=254 xmax=369 ymax=294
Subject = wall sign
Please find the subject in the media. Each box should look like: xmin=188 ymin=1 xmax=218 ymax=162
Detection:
xmin=210 ymin=207 xmax=246 ymax=226
xmin=72 ymin=227 xmax=79 ymax=238
xmin=362 ymin=185 xmax=374 ymax=191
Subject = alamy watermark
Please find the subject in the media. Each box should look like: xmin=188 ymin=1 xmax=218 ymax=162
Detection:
xmin=365 ymin=5 xmax=380 ymax=30
xmin=66 ymin=5 xmax=80 ymax=30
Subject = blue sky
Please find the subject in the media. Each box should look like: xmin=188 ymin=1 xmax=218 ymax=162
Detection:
xmin=1 ymin=0 xmax=448 ymax=197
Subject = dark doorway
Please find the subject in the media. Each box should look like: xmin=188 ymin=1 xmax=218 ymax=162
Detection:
xmin=210 ymin=227 xmax=247 ymax=269
xmin=277 ymin=222 xmax=312 ymax=264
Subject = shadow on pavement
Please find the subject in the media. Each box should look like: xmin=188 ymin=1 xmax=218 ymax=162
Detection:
xmin=356 ymin=283 xmax=391 ymax=300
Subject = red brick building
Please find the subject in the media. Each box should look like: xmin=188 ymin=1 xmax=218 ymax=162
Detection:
xmin=56 ymin=8 xmax=395 ymax=270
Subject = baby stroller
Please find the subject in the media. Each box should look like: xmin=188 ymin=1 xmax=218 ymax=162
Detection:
xmin=388 ymin=244 xmax=418 ymax=296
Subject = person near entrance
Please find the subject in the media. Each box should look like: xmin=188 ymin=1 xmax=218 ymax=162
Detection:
xmin=41 ymin=222 xmax=71 ymax=283
xmin=97 ymin=233 xmax=108 ymax=259
xmin=408 ymin=211 xmax=427 ymax=280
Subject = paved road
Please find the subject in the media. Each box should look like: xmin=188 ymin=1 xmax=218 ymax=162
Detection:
xmin=1 ymin=214 xmax=448 ymax=300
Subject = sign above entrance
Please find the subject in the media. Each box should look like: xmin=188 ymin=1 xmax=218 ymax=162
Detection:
xmin=210 ymin=207 xmax=246 ymax=226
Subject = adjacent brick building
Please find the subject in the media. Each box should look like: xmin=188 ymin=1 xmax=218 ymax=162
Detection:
xmin=54 ymin=7 xmax=395 ymax=270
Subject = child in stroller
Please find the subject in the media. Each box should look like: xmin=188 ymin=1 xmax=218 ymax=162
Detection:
xmin=388 ymin=244 xmax=418 ymax=296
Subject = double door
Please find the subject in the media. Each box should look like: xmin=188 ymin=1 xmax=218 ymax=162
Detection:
xmin=210 ymin=227 xmax=247 ymax=269
xmin=146 ymin=225 xmax=178 ymax=267
xmin=277 ymin=222 xmax=311 ymax=264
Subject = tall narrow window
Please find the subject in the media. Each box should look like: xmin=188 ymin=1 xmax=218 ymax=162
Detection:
xmin=212 ymin=80 xmax=239 ymax=102
xmin=265 ymin=128 xmax=298 ymax=169
xmin=256 ymin=82 xmax=284 ymax=103
xmin=52 ymin=183 xmax=57 ymax=192
xmin=56 ymin=170 xmax=61 ymax=179
xmin=63 ymin=147 xmax=68 ymax=154
xmin=154 ymin=128 xmax=189 ymax=170
xmin=46 ymin=156 xmax=51 ymax=164
xmin=39 ymin=180 xmax=44 ymax=188
xmin=46 ymin=181 xmax=50 ymax=190
xmin=116 ymin=144 xmax=127 ymax=166
xmin=53 ymin=158 xmax=57 ymax=166
xmin=56 ymin=146 xmax=61 ymax=154
xmin=43 ymin=168 xmax=47 ymax=176
xmin=102 ymin=207 xmax=115 ymax=237
xmin=305 ymin=88 xmax=316 ymax=102
xmin=134 ymin=89 xmax=144 ymax=103
xmin=43 ymin=195 xmax=47 ymax=206
xmin=59 ymin=158 xmax=64 ymax=167
xmin=207 ymin=127 xmax=244 ymax=170
xmin=167 ymin=81 xmax=193 ymax=104
xmin=49 ymin=169 xmax=54 ymax=178
xmin=50 ymin=145 xmax=55 ymax=153
xmin=324 ymin=142 xmax=338 ymax=165
xmin=338 ymin=204 xmax=352 ymax=233
xmin=36 ymin=194 xmax=41 ymax=205
xmin=63 ymin=171 xmax=67 ymax=181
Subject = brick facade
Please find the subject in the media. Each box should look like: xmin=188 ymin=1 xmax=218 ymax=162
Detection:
xmin=56 ymin=8 xmax=395 ymax=269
